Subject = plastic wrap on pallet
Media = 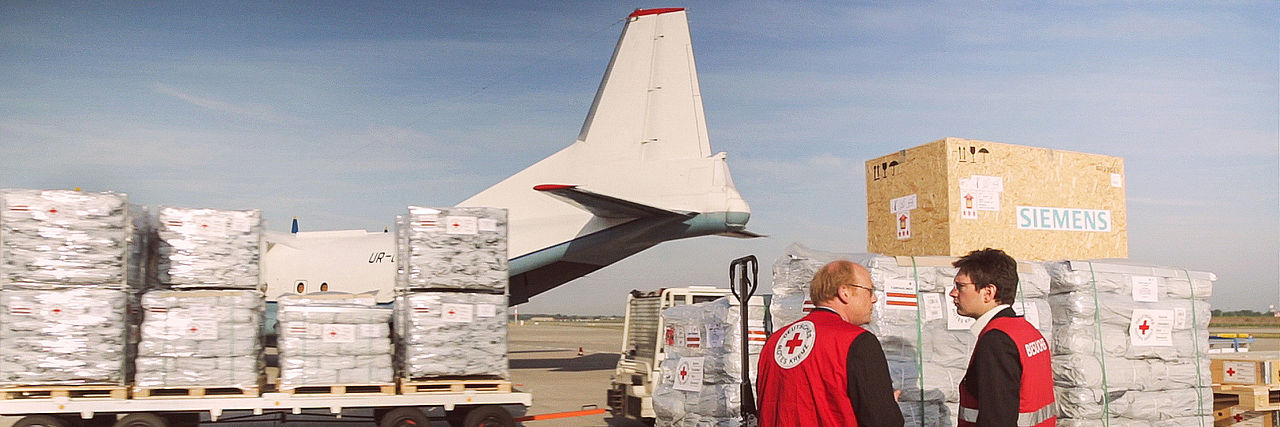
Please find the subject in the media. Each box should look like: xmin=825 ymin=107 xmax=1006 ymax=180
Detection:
xmin=0 ymin=189 xmax=147 ymax=288
xmin=154 ymin=207 xmax=263 ymax=290
xmin=135 ymin=355 xmax=260 ymax=388
xmin=0 ymin=288 xmax=129 ymax=385
xmin=395 ymin=291 xmax=508 ymax=378
xmin=279 ymin=354 xmax=394 ymax=385
xmin=1057 ymin=415 xmax=1215 ymax=427
xmin=768 ymin=243 xmax=1052 ymax=427
xmin=277 ymin=293 xmax=393 ymax=388
xmin=134 ymin=290 xmax=263 ymax=388
xmin=652 ymin=297 xmax=766 ymax=427
xmin=399 ymin=206 xmax=507 ymax=291
xmin=1047 ymin=260 xmax=1215 ymax=425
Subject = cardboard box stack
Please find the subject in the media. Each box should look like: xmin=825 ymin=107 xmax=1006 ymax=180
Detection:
xmin=769 ymin=243 xmax=1052 ymax=426
xmin=134 ymin=207 xmax=266 ymax=392
xmin=0 ymin=189 xmax=146 ymax=386
xmin=394 ymin=206 xmax=509 ymax=380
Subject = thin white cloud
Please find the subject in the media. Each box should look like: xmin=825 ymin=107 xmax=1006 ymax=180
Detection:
xmin=153 ymin=83 xmax=293 ymax=124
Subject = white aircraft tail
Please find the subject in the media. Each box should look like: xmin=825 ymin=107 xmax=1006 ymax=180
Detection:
xmin=460 ymin=8 xmax=756 ymax=304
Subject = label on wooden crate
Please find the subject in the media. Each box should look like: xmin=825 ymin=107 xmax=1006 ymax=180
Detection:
xmin=896 ymin=211 xmax=911 ymax=240
xmin=890 ymin=194 xmax=917 ymax=213
xmin=1222 ymin=361 xmax=1259 ymax=385
xmin=1220 ymin=406 xmax=1267 ymax=427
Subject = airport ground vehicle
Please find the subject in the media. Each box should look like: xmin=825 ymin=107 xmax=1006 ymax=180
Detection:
xmin=605 ymin=285 xmax=768 ymax=423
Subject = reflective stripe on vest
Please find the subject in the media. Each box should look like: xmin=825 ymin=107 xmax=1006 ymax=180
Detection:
xmin=958 ymin=402 xmax=1057 ymax=426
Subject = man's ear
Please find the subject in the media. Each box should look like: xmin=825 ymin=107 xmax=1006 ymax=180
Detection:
xmin=981 ymin=284 xmax=997 ymax=303
xmin=836 ymin=285 xmax=851 ymax=304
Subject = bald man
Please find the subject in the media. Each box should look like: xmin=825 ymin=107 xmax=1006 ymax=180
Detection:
xmin=757 ymin=260 xmax=904 ymax=426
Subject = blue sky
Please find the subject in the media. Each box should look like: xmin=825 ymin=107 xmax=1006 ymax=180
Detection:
xmin=2 ymin=2 xmax=1275 ymax=315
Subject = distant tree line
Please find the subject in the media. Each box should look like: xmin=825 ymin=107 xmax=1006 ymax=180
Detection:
xmin=1212 ymin=309 xmax=1274 ymax=317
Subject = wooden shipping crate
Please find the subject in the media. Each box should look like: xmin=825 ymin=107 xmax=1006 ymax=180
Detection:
xmin=1215 ymin=404 xmax=1277 ymax=427
xmin=865 ymin=137 xmax=1127 ymax=260
xmin=1214 ymin=352 xmax=1280 ymax=386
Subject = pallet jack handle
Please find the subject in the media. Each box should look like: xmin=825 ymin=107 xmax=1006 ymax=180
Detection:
xmin=729 ymin=255 xmax=759 ymax=425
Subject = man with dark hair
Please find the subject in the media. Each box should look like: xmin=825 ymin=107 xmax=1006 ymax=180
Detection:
xmin=757 ymin=260 xmax=903 ymax=426
xmin=951 ymin=248 xmax=1055 ymax=426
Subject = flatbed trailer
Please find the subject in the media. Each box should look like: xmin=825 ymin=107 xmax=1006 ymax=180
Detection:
xmin=0 ymin=389 xmax=532 ymax=427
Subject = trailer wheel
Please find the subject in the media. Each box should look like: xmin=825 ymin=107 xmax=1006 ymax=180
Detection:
xmin=378 ymin=407 xmax=430 ymax=427
xmin=462 ymin=406 xmax=513 ymax=427
xmin=13 ymin=415 xmax=70 ymax=427
xmin=113 ymin=413 xmax=167 ymax=427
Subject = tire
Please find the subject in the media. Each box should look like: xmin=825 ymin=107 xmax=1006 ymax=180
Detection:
xmin=462 ymin=406 xmax=513 ymax=427
xmin=113 ymin=413 xmax=167 ymax=427
xmin=379 ymin=407 xmax=430 ymax=427
xmin=13 ymin=415 xmax=69 ymax=427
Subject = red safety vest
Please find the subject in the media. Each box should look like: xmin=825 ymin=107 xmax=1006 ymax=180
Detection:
xmin=757 ymin=309 xmax=865 ymax=426
xmin=958 ymin=316 xmax=1056 ymax=427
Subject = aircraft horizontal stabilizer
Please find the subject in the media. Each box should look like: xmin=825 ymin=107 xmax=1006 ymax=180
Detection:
xmin=718 ymin=230 xmax=766 ymax=239
xmin=533 ymin=184 xmax=693 ymax=219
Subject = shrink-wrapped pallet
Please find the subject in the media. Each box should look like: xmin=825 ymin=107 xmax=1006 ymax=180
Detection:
xmin=1047 ymin=260 xmax=1214 ymax=425
xmin=399 ymin=206 xmax=507 ymax=291
xmin=395 ymin=291 xmax=508 ymax=378
xmin=276 ymin=293 xmax=393 ymax=388
xmin=768 ymin=243 xmax=1052 ymax=426
xmin=134 ymin=290 xmax=263 ymax=388
xmin=154 ymin=207 xmax=263 ymax=290
xmin=0 ymin=189 xmax=147 ymax=288
xmin=652 ymin=297 xmax=765 ymax=427
xmin=0 ymin=288 xmax=130 ymax=385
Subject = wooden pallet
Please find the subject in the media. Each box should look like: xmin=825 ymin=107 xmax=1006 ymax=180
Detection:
xmin=276 ymin=383 xmax=396 ymax=396
xmin=399 ymin=377 xmax=512 ymax=394
xmin=133 ymin=385 xmax=259 ymax=399
xmin=0 ymin=385 xmax=127 ymax=400
xmin=1215 ymin=383 xmax=1280 ymax=412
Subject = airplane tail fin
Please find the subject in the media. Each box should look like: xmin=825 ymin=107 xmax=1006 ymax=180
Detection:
xmin=575 ymin=8 xmax=711 ymax=162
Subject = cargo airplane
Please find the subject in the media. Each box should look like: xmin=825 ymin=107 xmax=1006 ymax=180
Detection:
xmin=266 ymin=8 xmax=757 ymax=305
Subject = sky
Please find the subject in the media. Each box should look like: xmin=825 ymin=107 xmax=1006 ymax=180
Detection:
xmin=2 ymin=2 xmax=1276 ymax=316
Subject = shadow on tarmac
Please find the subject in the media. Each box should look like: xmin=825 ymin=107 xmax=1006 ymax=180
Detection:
xmin=510 ymin=353 xmax=619 ymax=372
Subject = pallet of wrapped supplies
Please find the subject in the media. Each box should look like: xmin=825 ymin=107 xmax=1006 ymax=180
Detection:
xmin=275 ymin=292 xmax=394 ymax=394
xmin=1047 ymin=260 xmax=1215 ymax=426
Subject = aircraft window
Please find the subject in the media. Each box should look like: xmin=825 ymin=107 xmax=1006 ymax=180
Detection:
xmin=296 ymin=282 xmax=305 ymax=293
xmin=320 ymin=282 xmax=329 ymax=292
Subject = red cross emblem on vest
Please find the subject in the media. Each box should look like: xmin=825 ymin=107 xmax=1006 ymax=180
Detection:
xmin=785 ymin=333 xmax=804 ymax=354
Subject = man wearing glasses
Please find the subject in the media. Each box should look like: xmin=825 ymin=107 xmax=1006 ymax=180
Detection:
xmin=757 ymin=260 xmax=904 ymax=426
xmin=951 ymin=248 xmax=1056 ymax=427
